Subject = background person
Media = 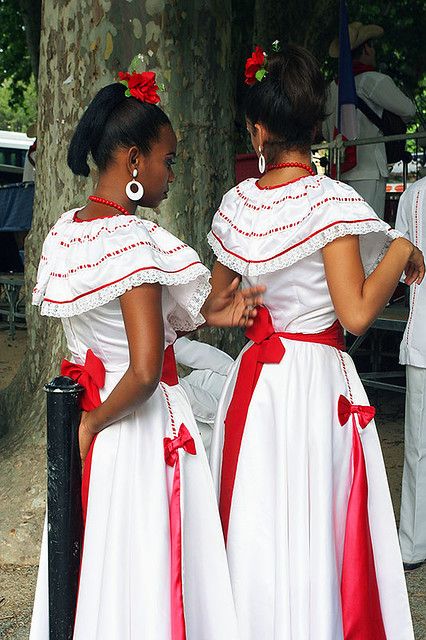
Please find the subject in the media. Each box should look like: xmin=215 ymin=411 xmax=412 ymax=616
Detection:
xmin=395 ymin=176 xmax=426 ymax=571
xmin=323 ymin=21 xmax=416 ymax=218
xmin=175 ymin=336 xmax=234 ymax=456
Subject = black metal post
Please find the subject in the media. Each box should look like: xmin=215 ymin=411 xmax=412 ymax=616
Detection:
xmin=44 ymin=376 xmax=83 ymax=640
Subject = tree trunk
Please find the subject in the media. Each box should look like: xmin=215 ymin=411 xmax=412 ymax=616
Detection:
xmin=17 ymin=0 xmax=42 ymax=81
xmin=0 ymin=0 xmax=234 ymax=564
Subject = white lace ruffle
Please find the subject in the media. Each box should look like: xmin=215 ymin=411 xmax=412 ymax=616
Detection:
xmin=35 ymin=263 xmax=211 ymax=329
xmin=365 ymin=228 xmax=402 ymax=276
xmin=207 ymin=221 xmax=402 ymax=277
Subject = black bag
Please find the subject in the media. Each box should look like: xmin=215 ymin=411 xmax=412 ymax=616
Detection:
xmin=357 ymin=96 xmax=407 ymax=164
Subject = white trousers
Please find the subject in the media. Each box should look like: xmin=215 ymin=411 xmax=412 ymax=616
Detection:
xmin=346 ymin=178 xmax=386 ymax=219
xmin=399 ymin=364 xmax=426 ymax=563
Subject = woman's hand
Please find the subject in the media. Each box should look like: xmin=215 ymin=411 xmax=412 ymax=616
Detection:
xmin=404 ymin=244 xmax=425 ymax=285
xmin=78 ymin=411 xmax=96 ymax=466
xmin=203 ymin=277 xmax=265 ymax=327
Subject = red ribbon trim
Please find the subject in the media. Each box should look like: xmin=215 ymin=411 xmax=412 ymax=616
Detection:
xmin=164 ymin=424 xmax=196 ymax=640
xmin=219 ymin=307 xmax=345 ymax=542
xmin=338 ymin=395 xmax=386 ymax=640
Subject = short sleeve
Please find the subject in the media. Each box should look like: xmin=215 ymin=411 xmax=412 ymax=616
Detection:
xmin=33 ymin=210 xmax=211 ymax=330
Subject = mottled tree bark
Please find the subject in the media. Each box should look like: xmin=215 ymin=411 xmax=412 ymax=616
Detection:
xmin=0 ymin=0 xmax=235 ymax=564
xmin=17 ymin=0 xmax=42 ymax=81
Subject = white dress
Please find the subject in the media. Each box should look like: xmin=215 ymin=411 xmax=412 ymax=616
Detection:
xmin=30 ymin=210 xmax=239 ymax=639
xmin=208 ymin=175 xmax=414 ymax=640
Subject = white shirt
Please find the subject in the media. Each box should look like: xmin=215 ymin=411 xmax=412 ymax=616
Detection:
xmin=323 ymin=72 xmax=416 ymax=181
xmin=396 ymin=177 xmax=426 ymax=367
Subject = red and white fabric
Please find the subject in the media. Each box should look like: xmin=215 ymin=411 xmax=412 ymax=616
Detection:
xmin=30 ymin=211 xmax=239 ymax=639
xmin=396 ymin=177 xmax=426 ymax=565
xmin=208 ymin=175 xmax=414 ymax=639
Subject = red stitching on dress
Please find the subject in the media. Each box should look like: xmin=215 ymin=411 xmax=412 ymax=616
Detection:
xmin=337 ymin=350 xmax=353 ymax=402
xmin=235 ymin=177 xmax=363 ymax=211
xmin=217 ymin=208 xmax=311 ymax=237
xmin=161 ymin=383 xmax=177 ymax=436
xmin=57 ymin=218 xmax=161 ymax=247
xmin=405 ymin=190 xmax=421 ymax=343
xmin=46 ymin=239 xmax=188 ymax=276
xmin=211 ymin=217 xmax=379 ymax=263
xmin=42 ymin=261 xmax=202 ymax=304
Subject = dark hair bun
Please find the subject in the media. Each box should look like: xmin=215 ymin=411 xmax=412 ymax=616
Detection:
xmin=67 ymin=82 xmax=170 ymax=177
xmin=245 ymin=44 xmax=326 ymax=154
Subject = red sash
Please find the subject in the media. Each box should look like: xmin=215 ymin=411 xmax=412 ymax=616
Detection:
xmin=219 ymin=306 xmax=345 ymax=542
xmin=338 ymin=396 xmax=386 ymax=639
xmin=219 ymin=306 xmax=385 ymax=639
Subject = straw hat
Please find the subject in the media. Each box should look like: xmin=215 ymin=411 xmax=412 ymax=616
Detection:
xmin=329 ymin=21 xmax=384 ymax=58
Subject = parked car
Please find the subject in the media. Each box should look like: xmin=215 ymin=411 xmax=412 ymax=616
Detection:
xmin=0 ymin=130 xmax=35 ymax=185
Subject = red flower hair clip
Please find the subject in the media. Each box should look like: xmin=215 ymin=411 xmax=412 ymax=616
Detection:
xmin=244 ymin=41 xmax=280 ymax=86
xmin=244 ymin=45 xmax=267 ymax=86
xmin=118 ymin=70 xmax=161 ymax=105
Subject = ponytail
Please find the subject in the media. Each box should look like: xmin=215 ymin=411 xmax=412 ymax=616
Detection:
xmin=67 ymin=83 xmax=170 ymax=177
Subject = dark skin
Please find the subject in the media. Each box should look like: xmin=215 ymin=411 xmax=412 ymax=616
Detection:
xmin=78 ymin=123 xmax=265 ymax=463
xmin=211 ymin=120 xmax=425 ymax=339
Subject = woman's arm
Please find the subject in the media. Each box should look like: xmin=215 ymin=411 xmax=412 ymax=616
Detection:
xmin=322 ymin=235 xmax=424 ymax=336
xmin=210 ymin=262 xmax=240 ymax=293
xmin=202 ymin=262 xmax=264 ymax=328
xmin=79 ymin=283 xmax=164 ymax=461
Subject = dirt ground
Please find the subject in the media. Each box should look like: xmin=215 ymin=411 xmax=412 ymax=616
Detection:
xmin=0 ymin=328 xmax=27 ymax=391
xmin=0 ymin=330 xmax=425 ymax=638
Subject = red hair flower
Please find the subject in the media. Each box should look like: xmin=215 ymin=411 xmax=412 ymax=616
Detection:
xmin=118 ymin=70 xmax=161 ymax=104
xmin=244 ymin=45 xmax=267 ymax=86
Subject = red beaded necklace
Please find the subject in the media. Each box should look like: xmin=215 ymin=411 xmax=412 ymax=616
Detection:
xmin=266 ymin=161 xmax=315 ymax=176
xmin=88 ymin=195 xmax=131 ymax=215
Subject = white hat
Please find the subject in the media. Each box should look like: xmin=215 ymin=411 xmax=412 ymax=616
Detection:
xmin=329 ymin=21 xmax=384 ymax=58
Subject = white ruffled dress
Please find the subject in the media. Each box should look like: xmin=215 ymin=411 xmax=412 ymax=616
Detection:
xmin=208 ymin=175 xmax=414 ymax=640
xmin=30 ymin=210 xmax=239 ymax=639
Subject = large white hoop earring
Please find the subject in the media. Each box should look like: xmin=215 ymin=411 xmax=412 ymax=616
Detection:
xmin=258 ymin=146 xmax=266 ymax=174
xmin=125 ymin=168 xmax=144 ymax=201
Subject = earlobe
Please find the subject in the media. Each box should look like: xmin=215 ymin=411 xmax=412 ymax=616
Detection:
xmin=127 ymin=146 xmax=141 ymax=175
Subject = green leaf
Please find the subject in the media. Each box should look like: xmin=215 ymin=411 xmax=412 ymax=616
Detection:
xmin=125 ymin=88 xmax=131 ymax=97
xmin=255 ymin=69 xmax=267 ymax=81
xmin=129 ymin=54 xmax=145 ymax=74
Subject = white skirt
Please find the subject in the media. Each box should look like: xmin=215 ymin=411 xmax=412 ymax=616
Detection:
xmin=30 ymin=376 xmax=239 ymax=639
xmin=210 ymin=338 xmax=414 ymax=640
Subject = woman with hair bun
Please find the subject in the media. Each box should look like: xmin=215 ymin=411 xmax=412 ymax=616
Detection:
xmin=208 ymin=44 xmax=421 ymax=639
xmin=29 ymin=70 xmax=263 ymax=639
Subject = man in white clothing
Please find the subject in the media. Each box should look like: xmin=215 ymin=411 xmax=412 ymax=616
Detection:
xmin=323 ymin=22 xmax=416 ymax=218
xmin=175 ymin=337 xmax=234 ymax=457
xmin=395 ymin=176 xmax=426 ymax=570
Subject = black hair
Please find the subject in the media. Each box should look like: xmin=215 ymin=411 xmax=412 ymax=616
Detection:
xmin=244 ymin=44 xmax=327 ymax=158
xmin=67 ymin=82 xmax=171 ymax=177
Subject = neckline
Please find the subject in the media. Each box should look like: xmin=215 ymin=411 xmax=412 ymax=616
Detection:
xmin=72 ymin=209 xmax=130 ymax=223
xmin=255 ymin=174 xmax=313 ymax=191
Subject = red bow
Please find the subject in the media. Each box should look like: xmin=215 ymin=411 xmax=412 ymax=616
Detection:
xmin=164 ymin=424 xmax=196 ymax=467
xmin=60 ymin=349 xmax=105 ymax=411
xmin=337 ymin=394 xmax=386 ymax=639
xmin=338 ymin=394 xmax=375 ymax=429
